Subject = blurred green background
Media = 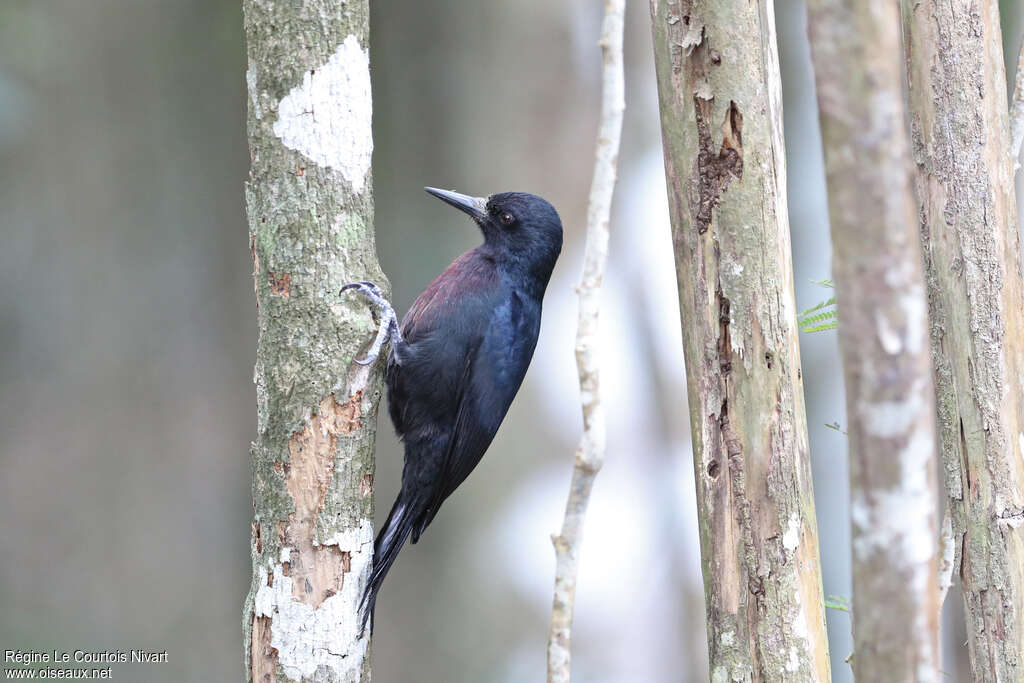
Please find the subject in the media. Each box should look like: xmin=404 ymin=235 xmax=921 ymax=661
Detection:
xmin=1 ymin=1 xmax=1021 ymax=681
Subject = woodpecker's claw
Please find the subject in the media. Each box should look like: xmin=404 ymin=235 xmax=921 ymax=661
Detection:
xmin=342 ymin=281 xmax=383 ymax=297
xmin=341 ymin=281 xmax=403 ymax=365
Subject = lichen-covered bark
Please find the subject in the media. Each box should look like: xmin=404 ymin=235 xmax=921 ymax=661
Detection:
xmin=805 ymin=1 xmax=940 ymax=680
xmin=902 ymin=2 xmax=1024 ymax=680
xmin=241 ymin=1 xmax=386 ymax=681
xmin=648 ymin=2 xmax=830 ymax=680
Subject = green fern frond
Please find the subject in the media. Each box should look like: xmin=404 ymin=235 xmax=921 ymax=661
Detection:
xmin=798 ymin=309 xmax=838 ymax=328
xmin=797 ymin=296 xmax=836 ymax=320
xmin=798 ymin=280 xmax=838 ymax=334
xmin=801 ymin=321 xmax=838 ymax=333
xmin=825 ymin=594 xmax=850 ymax=612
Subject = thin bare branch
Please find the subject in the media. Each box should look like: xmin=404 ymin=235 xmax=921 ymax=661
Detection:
xmin=546 ymin=1 xmax=624 ymax=681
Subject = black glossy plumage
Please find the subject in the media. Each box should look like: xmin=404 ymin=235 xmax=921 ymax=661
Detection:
xmin=360 ymin=189 xmax=562 ymax=631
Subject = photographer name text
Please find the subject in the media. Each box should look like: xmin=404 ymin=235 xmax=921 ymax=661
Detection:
xmin=4 ymin=650 xmax=168 ymax=666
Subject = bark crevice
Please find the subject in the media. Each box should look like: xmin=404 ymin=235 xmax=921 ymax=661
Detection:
xmin=692 ymin=97 xmax=744 ymax=233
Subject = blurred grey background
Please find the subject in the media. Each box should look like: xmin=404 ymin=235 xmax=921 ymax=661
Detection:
xmin=1 ymin=1 xmax=1021 ymax=681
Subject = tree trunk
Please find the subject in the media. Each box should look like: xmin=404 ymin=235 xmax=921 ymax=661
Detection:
xmin=241 ymin=1 xmax=386 ymax=681
xmin=902 ymin=1 xmax=1024 ymax=680
xmin=648 ymin=2 xmax=830 ymax=679
xmin=804 ymin=1 xmax=941 ymax=680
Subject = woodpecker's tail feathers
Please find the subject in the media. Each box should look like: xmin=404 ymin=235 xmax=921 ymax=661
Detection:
xmin=359 ymin=496 xmax=418 ymax=634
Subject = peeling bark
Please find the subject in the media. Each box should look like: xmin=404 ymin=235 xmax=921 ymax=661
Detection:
xmin=649 ymin=1 xmax=830 ymax=680
xmin=252 ymin=615 xmax=277 ymax=683
xmin=902 ymin=1 xmax=1024 ymax=680
xmin=242 ymin=1 xmax=385 ymax=681
xmin=805 ymin=1 xmax=941 ymax=680
xmin=282 ymin=393 xmax=363 ymax=609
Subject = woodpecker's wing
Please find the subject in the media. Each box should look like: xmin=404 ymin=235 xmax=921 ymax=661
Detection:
xmin=417 ymin=290 xmax=541 ymax=533
xmin=385 ymin=250 xmax=498 ymax=437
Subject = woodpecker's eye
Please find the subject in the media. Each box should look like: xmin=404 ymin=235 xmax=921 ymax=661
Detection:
xmin=500 ymin=212 xmax=514 ymax=226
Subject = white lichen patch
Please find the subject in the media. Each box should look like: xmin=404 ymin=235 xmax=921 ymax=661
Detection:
xmin=330 ymin=211 xmax=348 ymax=238
xmin=246 ymin=67 xmax=262 ymax=121
xmin=884 ymin=259 xmax=913 ymax=287
xmin=782 ymin=514 xmax=801 ymax=551
xmin=254 ymin=517 xmax=373 ymax=681
xmin=851 ymin=422 xmax=935 ymax=566
xmin=792 ymin=594 xmax=810 ymax=642
xmin=786 ymin=584 xmax=812 ymax=669
xmin=321 ymin=519 xmax=374 ymax=550
xmin=873 ymin=286 xmax=926 ymax=356
xmin=273 ymin=35 xmax=372 ymax=193
xmin=997 ymin=511 xmax=1024 ymax=529
xmin=861 ymin=384 xmax=924 ymax=438
xmin=900 ymin=289 xmax=926 ymax=354
xmin=785 ymin=646 xmax=800 ymax=672
xmin=875 ymin=310 xmax=903 ymax=354
xmin=729 ymin=312 xmax=743 ymax=358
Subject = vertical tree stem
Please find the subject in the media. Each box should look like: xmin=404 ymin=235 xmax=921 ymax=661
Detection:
xmin=805 ymin=0 xmax=941 ymax=680
xmin=546 ymin=1 xmax=625 ymax=681
xmin=242 ymin=1 xmax=386 ymax=681
xmin=648 ymin=1 xmax=830 ymax=679
xmin=903 ymin=1 xmax=1024 ymax=680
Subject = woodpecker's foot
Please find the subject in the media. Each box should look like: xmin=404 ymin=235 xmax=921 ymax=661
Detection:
xmin=341 ymin=281 xmax=402 ymax=365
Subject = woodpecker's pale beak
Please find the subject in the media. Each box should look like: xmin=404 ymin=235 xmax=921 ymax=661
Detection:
xmin=424 ymin=187 xmax=487 ymax=222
